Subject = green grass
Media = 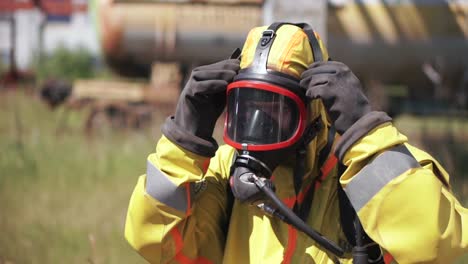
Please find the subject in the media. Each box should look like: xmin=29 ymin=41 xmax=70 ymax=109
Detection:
xmin=0 ymin=91 xmax=153 ymax=264
xmin=1 ymin=91 xmax=467 ymax=263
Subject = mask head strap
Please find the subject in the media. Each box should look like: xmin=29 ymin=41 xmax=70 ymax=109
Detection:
xmin=249 ymin=22 xmax=324 ymax=75
xmin=294 ymin=22 xmax=324 ymax=62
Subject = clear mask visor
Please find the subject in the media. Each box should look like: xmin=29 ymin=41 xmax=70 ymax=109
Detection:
xmin=226 ymin=87 xmax=300 ymax=145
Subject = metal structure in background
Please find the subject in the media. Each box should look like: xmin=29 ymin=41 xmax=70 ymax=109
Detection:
xmin=263 ymin=0 xmax=327 ymax=43
xmin=96 ymin=0 xmax=468 ymax=114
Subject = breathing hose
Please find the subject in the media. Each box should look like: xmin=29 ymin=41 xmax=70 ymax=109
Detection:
xmin=353 ymin=217 xmax=369 ymax=264
xmin=252 ymin=175 xmax=345 ymax=257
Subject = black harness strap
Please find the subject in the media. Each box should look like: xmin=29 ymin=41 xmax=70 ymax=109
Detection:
xmin=292 ymin=119 xmax=323 ymax=197
xmin=296 ymin=125 xmax=336 ymax=221
xmin=294 ymin=22 xmax=324 ymax=62
xmin=250 ymin=23 xmax=280 ymax=74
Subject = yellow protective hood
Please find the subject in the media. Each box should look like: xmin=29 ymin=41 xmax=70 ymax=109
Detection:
xmin=240 ymin=24 xmax=329 ymax=79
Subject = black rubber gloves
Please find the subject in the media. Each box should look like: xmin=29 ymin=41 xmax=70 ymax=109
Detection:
xmin=300 ymin=61 xmax=392 ymax=161
xmin=300 ymin=61 xmax=371 ymax=135
xmin=162 ymin=59 xmax=240 ymax=157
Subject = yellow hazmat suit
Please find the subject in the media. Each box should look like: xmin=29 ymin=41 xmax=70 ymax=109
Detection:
xmin=125 ymin=25 xmax=467 ymax=263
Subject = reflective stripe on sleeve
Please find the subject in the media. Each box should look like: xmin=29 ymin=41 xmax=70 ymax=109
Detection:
xmin=344 ymin=144 xmax=420 ymax=212
xmin=146 ymin=160 xmax=192 ymax=212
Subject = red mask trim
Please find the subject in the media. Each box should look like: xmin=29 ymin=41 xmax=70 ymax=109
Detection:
xmin=223 ymin=80 xmax=307 ymax=151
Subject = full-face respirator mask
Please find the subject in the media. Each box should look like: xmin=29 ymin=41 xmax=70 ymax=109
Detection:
xmin=224 ymin=22 xmax=324 ymax=203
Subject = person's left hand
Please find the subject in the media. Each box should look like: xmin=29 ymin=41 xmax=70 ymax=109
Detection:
xmin=299 ymin=61 xmax=371 ymax=135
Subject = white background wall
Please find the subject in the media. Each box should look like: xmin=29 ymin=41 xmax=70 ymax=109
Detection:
xmin=0 ymin=9 xmax=99 ymax=70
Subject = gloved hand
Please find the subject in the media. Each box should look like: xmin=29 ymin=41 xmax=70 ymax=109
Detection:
xmin=162 ymin=59 xmax=240 ymax=157
xmin=299 ymin=61 xmax=371 ymax=135
xmin=300 ymin=61 xmax=391 ymax=161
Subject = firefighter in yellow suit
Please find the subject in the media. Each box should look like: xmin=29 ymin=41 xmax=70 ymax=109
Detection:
xmin=125 ymin=23 xmax=468 ymax=263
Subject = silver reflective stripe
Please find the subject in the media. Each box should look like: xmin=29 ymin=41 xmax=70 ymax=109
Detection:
xmin=344 ymin=144 xmax=420 ymax=212
xmin=146 ymin=160 xmax=190 ymax=212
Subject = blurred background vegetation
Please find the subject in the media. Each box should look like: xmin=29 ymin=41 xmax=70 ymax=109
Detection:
xmin=1 ymin=47 xmax=149 ymax=263
xmin=33 ymin=46 xmax=116 ymax=83
xmin=35 ymin=46 xmax=96 ymax=82
xmin=0 ymin=91 xmax=149 ymax=264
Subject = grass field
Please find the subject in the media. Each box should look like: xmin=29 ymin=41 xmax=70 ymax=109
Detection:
xmin=1 ymin=90 xmax=467 ymax=263
xmin=0 ymin=91 xmax=153 ymax=263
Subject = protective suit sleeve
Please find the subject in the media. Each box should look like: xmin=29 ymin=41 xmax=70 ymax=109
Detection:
xmin=339 ymin=122 xmax=468 ymax=263
xmin=124 ymin=135 xmax=233 ymax=263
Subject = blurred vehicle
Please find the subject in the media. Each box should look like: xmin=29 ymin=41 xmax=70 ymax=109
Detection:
xmin=95 ymin=0 xmax=468 ymax=115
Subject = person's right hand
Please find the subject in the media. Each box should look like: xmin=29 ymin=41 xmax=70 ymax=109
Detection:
xmin=162 ymin=59 xmax=240 ymax=157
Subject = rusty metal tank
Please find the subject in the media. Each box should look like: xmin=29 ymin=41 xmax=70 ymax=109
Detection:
xmin=97 ymin=0 xmax=263 ymax=77
xmin=96 ymin=0 xmax=468 ymax=109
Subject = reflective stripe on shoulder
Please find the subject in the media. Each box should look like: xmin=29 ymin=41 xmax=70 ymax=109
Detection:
xmin=146 ymin=160 xmax=192 ymax=213
xmin=344 ymin=144 xmax=420 ymax=212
